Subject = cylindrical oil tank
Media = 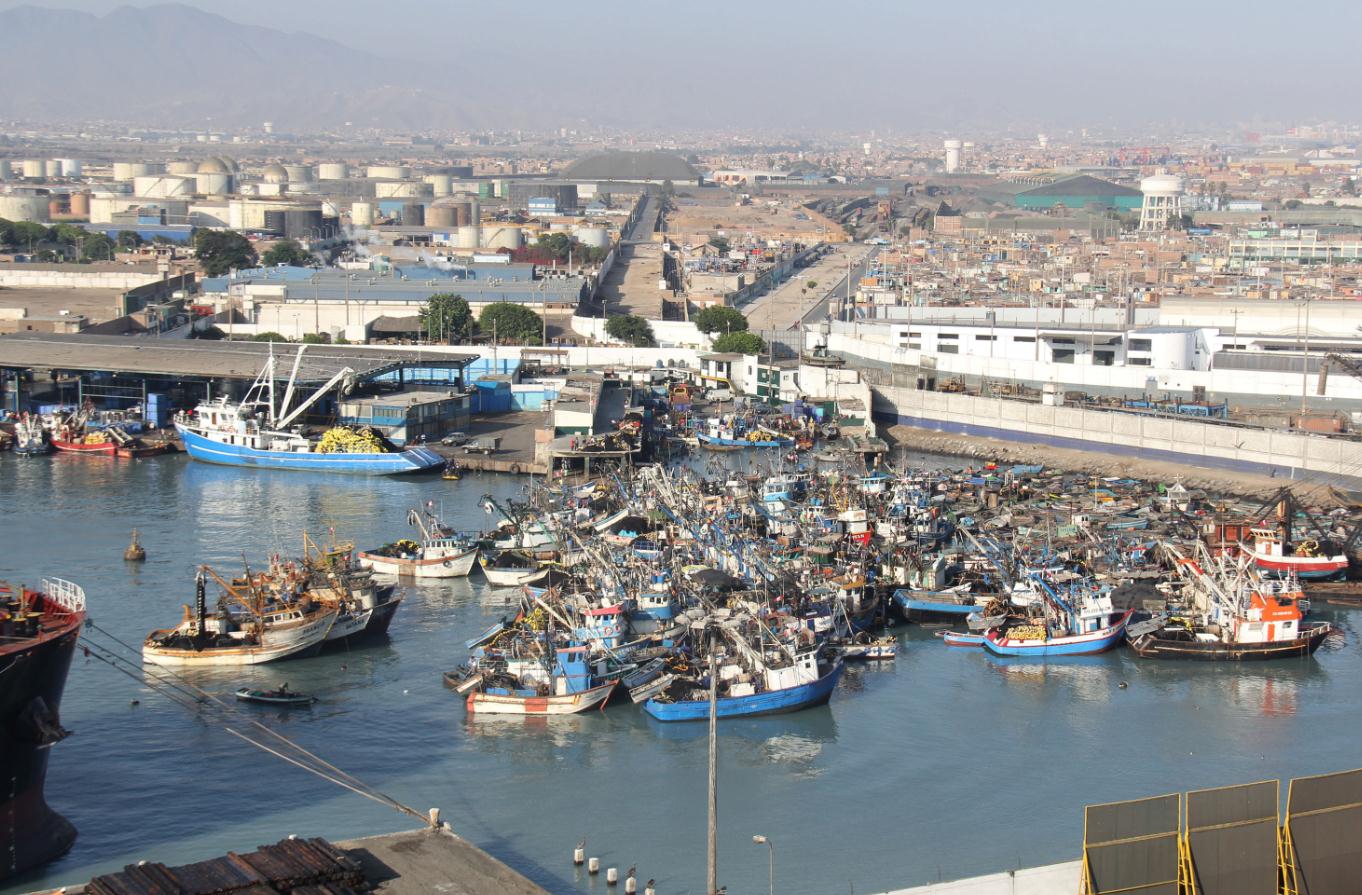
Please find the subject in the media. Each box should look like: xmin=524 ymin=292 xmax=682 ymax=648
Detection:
xmin=477 ymin=181 xmax=495 ymax=199
xmin=448 ymin=200 xmax=472 ymax=226
xmin=47 ymin=199 xmax=65 ymax=218
xmin=0 ymin=160 xmax=10 ymax=181
xmin=316 ymin=162 xmax=348 ymax=181
xmin=21 ymin=160 xmax=45 ymax=179
xmin=195 ymin=172 xmax=232 ymax=195
xmin=456 ymin=225 xmax=481 ymax=249
xmin=485 ymin=227 xmax=524 ymax=250
xmin=70 ymin=192 xmax=91 ymax=217
xmin=0 ymin=195 xmax=50 ymax=222
xmin=424 ymin=174 xmax=453 ymax=196
xmin=283 ymin=164 xmax=312 ymax=184
xmin=574 ymin=226 xmax=611 ymax=249
xmin=425 ymin=204 xmax=456 ymax=228
xmin=469 ymin=198 xmax=480 ymax=224
xmin=283 ymin=208 xmax=324 ymax=239
xmin=350 ymin=201 xmax=374 ymax=226
xmin=56 ymin=159 xmax=83 ymax=178
xmin=263 ymin=210 xmax=286 ymax=235
xmin=401 ymin=202 xmax=424 ymax=226
xmin=366 ymin=164 xmax=410 ymax=180
xmin=374 ymin=180 xmax=427 ymax=199
xmin=112 ymin=162 xmax=155 ymax=181
xmin=44 ymin=160 xmax=61 ymax=178
xmin=134 ymin=175 xmax=191 ymax=198
xmin=167 ymin=160 xmax=197 ymax=175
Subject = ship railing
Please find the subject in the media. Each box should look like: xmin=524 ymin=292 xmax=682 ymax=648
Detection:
xmin=41 ymin=577 xmax=87 ymax=613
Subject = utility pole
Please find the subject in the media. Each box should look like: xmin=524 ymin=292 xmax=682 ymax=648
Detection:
xmin=706 ymin=640 xmax=719 ymax=895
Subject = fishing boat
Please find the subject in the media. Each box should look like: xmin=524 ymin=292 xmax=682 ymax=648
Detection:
xmin=12 ymin=413 xmax=50 ymax=455
xmin=837 ymin=635 xmax=898 ymax=661
xmin=0 ymin=577 xmax=85 ymax=881
xmin=981 ymin=575 xmax=1132 ymax=658
xmin=1128 ymin=543 xmax=1333 ymax=661
xmin=175 ymin=348 xmax=443 ymax=475
xmin=938 ymin=630 xmax=985 ymax=648
xmin=142 ymin=570 xmax=338 ymax=666
xmin=464 ymin=646 xmax=617 ymax=715
xmin=697 ymin=431 xmax=794 ymax=449
xmin=479 ymin=550 xmax=542 ymax=587
xmin=359 ymin=506 xmax=479 ymax=578
xmin=1240 ymin=526 xmax=1348 ymax=581
xmin=235 ymin=686 xmax=317 ymax=707
xmin=50 ymin=429 xmax=117 ymax=455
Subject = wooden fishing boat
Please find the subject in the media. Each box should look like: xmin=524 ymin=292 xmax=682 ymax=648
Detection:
xmin=235 ymin=686 xmax=317 ymax=707
xmin=359 ymin=507 xmax=479 ymax=578
xmin=938 ymin=630 xmax=985 ymax=648
xmin=478 ymin=550 xmax=542 ymax=587
xmin=463 ymin=647 xmax=617 ymax=715
xmin=644 ymin=659 xmax=843 ymax=721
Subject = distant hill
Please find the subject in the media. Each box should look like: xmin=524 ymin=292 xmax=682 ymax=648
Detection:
xmin=0 ymin=3 xmax=488 ymax=130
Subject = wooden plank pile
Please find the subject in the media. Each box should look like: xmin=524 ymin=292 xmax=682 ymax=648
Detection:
xmin=87 ymin=837 xmax=368 ymax=895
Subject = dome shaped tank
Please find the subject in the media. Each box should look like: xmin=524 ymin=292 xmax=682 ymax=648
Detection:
xmin=573 ymin=226 xmax=611 ymax=249
xmin=261 ymin=163 xmax=289 ymax=184
xmin=196 ymin=172 xmax=233 ymax=195
xmin=350 ymin=202 xmax=374 ymax=226
xmin=316 ymin=162 xmax=348 ymax=181
xmin=195 ymin=158 xmax=230 ymax=175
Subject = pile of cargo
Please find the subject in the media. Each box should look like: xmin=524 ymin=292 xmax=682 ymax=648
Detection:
xmin=317 ymin=426 xmax=387 ymax=454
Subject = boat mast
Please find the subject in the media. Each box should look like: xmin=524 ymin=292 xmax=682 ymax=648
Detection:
xmin=706 ymin=629 xmax=719 ymax=895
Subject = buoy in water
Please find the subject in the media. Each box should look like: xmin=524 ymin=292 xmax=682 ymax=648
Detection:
xmin=124 ymin=529 xmax=146 ymax=562
xmin=573 ymin=843 xmax=585 ymax=866
xmin=607 ymin=867 xmax=618 ymax=885
xmin=625 ymin=874 xmax=637 ymax=894
xmin=645 ymin=881 xmax=656 ymax=895
xmin=588 ymin=857 xmax=600 ymax=875
xmin=1118 ymin=681 xmax=1128 ymax=689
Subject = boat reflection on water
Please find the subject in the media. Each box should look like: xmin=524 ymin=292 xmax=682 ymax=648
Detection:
xmin=981 ymin=654 xmax=1124 ymax=704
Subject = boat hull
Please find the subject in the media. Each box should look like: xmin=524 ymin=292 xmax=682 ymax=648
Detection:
xmin=176 ymin=425 xmax=443 ymax=475
xmin=1251 ymin=554 xmax=1348 ymax=580
xmin=1129 ymin=624 xmax=1332 ymax=661
xmin=982 ymin=611 xmax=1133 ymax=658
xmin=51 ymin=438 xmax=116 ymax=455
xmin=697 ymin=433 xmax=793 ymax=449
xmin=643 ymin=663 xmax=843 ymax=722
xmin=940 ymin=631 xmax=985 ymax=648
xmin=358 ymin=546 xmax=478 ymax=578
xmin=893 ymin=590 xmax=981 ymax=621
xmin=0 ymin=609 xmax=83 ymax=881
xmin=142 ymin=609 xmax=336 ymax=667
xmin=466 ymin=681 xmax=616 ymax=715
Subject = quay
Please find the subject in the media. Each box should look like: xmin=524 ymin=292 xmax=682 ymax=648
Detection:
xmin=31 ymin=826 xmax=549 ymax=895
xmin=876 ymin=862 xmax=1080 ymax=895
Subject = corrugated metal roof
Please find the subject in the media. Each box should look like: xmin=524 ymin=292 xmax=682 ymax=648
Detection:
xmin=1018 ymin=175 xmax=1141 ymax=198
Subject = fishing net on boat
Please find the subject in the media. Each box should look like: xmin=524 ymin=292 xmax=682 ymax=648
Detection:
xmin=317 ymin=426 xmax=388 ymax=454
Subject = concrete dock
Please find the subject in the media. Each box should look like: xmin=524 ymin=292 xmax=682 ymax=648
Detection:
xmin=877 ymin=861 xmax=1080 ymax=895
xmin=338 ymin=827 xmax=549 ymax=895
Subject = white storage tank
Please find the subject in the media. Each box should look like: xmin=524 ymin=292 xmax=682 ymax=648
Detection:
xmin=374 ymin=180 xmax=428 ymax=199
xmin=196 ymin=172 xmax=233 ymax=195
xmin=574 ymin=226 xmax=611 ymax=250
xmin=283 ymin=164 xmax=312 ymax=184
xmin=456 ymin=225 xmax=481 ymax=249
xmin=43 ymin=160 xmax=61 ymax=179
xmin=424 ymin=174 xmax=453 ymax=196
xmin=167 ymin=160 xmax=197 ymax=175
xmin=21 ymin=160 xmax=45 ymax=179
xmin=113 ymin=162 xmax=155 ymax=181
xmin=366 ymin=164 xmax=410 ymax=180
xmin=316 ymin=162 xmax=348 ymax=181
xmin=350 ymin=202 xmax=374 ymax=226
xmin=0 ymin=194 xmax=50 ymax=222
xmin=134 ymin=175 xmax=192 ymax=198
xmin=56 ymin=159 xmax=83 ymax=178
xmin=485 ymin=226 xmax=524 ymax=250
xmin=0 ymin=160 xmax=10 ymax=181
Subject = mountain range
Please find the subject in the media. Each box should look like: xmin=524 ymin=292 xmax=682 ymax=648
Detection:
xmin=0 ymin=3 xmax=502 ymax=131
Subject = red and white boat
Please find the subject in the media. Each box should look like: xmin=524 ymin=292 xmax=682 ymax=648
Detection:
xmin=1241 ymin=527 xmax=1348 ymax=580
xmin=462 ymin=646 xmax=616 ymax=715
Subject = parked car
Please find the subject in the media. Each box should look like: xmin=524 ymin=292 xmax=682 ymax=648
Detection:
xmin=440 ymin=431 xmax=469 ymax=446
xmin=705 ymin=388 xmax=735 ymax=402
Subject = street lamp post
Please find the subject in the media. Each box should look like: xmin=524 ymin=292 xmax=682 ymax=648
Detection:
xmin=752 ymin=835 xmax=773 ymax=895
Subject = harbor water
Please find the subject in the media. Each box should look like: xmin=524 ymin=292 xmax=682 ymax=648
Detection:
xmin=2 ymin=453 xmax=1361 ymax=895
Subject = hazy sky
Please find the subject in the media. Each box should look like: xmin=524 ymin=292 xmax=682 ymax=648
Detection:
xmin=16 ymin=0 xmax=1362 ymax=132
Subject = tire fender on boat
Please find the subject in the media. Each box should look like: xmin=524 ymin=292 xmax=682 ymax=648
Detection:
xmin=510 ymin=463 xmax=522 ymax=475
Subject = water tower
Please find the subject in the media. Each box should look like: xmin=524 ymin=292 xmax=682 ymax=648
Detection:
xmin=1139 ymin=172 xmax=1185 ymax=231
xmin=943 ymin=139 xmax=962 ymax=173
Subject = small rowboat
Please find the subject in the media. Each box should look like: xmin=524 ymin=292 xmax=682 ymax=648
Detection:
xmin=234 ymin=686 xmax=317 ymax=707
xmin=938 ymin=630 xmax=985 ymax=648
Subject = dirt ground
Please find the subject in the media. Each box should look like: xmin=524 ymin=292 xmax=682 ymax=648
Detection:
xmin=885 ymin=424 xmax=1348 ymax=503
xmin=668 ymin=190 xmax=843 ymax=244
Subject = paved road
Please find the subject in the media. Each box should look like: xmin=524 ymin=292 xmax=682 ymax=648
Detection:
xmin=798 ymin=245 xmax=879 ymax=327
xmin=623 ymin=193 xmax=661 ymax=244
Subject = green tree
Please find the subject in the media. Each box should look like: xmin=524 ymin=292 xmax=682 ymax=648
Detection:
xmin=421 ymin=293 xmax=474 ymax=342
xmin=261 ymin=239 xmax=313 ymax=267
xmin=50 ymin=223 xmax=87 ymax=245
xmin=479 ymin=302 xmax=542 ymax=345
xmin=711 ymin=331 xmax=766 ymax=354
xmin=194 ymin=229 xmax=257 ymax=276
xmin=605 ymin=314 xmax=656 ymax=347
xmin=805 ymin=279 xmax=817 ymax=290
xmin=116 ymin=230 xmax=145 ymax=250
xmin=252 ymin=331 xmax=288 ymax=342
xmin=0 ymin=218 xmax=14 ymax=246
xmin=301 ymin=333 xmax=329 ymax=344
xmin=11 ymin=221 xmax=51 ymax=249
xmin=708 ymin=236 xmax=731 ymax=254
xmin=79 ymin=232 xmax=115 ymax=262
xmin=693 ymin=305 xmax=749 ymax=335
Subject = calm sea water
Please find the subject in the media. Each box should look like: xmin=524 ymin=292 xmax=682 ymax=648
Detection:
xmin=1 ymin=453 xmax=1359 ymax=895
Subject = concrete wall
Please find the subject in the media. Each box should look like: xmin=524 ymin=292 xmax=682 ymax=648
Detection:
xmin=571 ymin=313 xmax=710 ymax=349
xmin=0 ymin=269 xmax=162 ymax=290
xmin=874 ymin=379 xmax=1362 ymax=484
